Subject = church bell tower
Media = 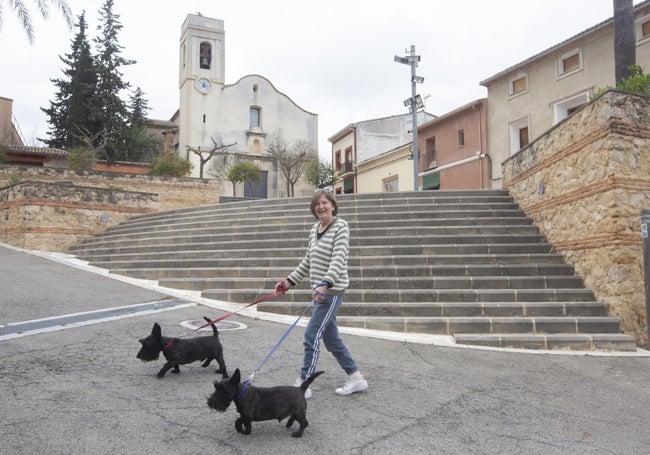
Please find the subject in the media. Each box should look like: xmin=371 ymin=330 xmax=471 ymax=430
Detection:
xmin=178 ymin=14 xmax=225 ymax=173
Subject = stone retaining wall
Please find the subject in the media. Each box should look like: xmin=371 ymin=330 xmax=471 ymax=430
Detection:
xmin=0 ymin=166 xmax=220 ymax=211
xmin=503 ymin=90 xmax=650 ymax=344
xmin=0 ymin=166 xmax=220 ymax=252
xmin=0 ymin=181 xmax=157 ymax=251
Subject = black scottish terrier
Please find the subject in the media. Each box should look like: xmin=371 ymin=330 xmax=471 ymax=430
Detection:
xmin=136 ymin=317 xmax=228 ymax=378
xmin=207 ymin=368 xmax=324 ymax=437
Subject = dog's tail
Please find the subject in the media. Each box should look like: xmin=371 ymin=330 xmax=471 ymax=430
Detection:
xmin=301 ymin=371 xmax=324 ymax=391
xmin=203 ymin=317 xmax=218 ymax=336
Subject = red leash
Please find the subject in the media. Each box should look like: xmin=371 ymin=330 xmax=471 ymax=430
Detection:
xmin=162 ymin=289 xmax=285 ymax=351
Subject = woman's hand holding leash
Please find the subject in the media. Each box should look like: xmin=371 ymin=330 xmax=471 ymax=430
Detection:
xmin=312 ymin=281 xmax=330 ymax=303
xmin=274 ymin=279 xmax=290 ymax=295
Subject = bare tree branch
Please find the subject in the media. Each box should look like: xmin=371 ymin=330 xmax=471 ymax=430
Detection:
xmin=265 ymin=129 xmax=312 ymax=196
xmin=186 ymin=136 xmax=237 ymax=179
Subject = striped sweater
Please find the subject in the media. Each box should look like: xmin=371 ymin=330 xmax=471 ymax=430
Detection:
xmin=287 ymin=217 xmax=350 ymax=295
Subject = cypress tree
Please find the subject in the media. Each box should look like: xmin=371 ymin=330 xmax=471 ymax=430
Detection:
xmin=125 ymin=87 xmax=161 ymax=162
xmin=41 ymin=11 xmax=97 ymax=149
xmin=91 ymin=0 xmax=135 ymax=163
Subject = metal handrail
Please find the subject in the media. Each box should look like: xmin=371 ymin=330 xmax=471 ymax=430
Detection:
xmin=418 ymin=153 xmax=486 ymax=177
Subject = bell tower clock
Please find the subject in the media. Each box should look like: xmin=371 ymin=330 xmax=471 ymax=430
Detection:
xmin=178 ymin=14 xmax=225 ymax=174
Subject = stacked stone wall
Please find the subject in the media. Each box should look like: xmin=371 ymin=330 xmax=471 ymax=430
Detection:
xmin=0 ymin=181 xmax=158 ymax=251
xmin=0 ymin=166 xmax=220 ymax=252
xmin=503 ymin=90 xmax=650 ymax=344
xmin=0 ymin=166 xmax=219 ymax=211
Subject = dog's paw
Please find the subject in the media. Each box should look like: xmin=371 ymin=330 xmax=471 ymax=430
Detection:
xmin=235 ymin=425 xmax=251 ymax=435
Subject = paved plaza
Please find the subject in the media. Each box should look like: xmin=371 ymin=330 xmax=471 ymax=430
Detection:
xmin=1 ymin=243 xmax=650 ymax=455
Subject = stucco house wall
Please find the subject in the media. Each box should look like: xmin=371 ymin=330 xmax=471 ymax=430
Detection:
xmin=417 ymin=99 xmax=489 ymax=190
xmin=0 ymin=97 xmax=22 ymax=146
xmin=329 ymin=112 xmax=434 ymax=194
xmin=355 ymin=144 xmax=413 ymax=194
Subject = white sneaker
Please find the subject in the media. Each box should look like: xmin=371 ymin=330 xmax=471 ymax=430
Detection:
xmin=294 ymin=378 xmax=312 ymax=399
xmin=335 ymin=374 xmax=368 ymax=396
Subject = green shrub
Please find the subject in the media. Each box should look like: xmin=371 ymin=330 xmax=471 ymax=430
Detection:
xmin=590 ymin=65 xmax=650 ymax=100
xmin=149 ymin=152 xmax=193 ymax=177
xmin=8 ymin=171 xmax=23 ymax=185
xmin=617 ymin=65 xmax=650 ymax=94
xmin=68 ymin=147 xmax=94 ymax=170
xmin=0 ymin=146 xmax=10 ymax=164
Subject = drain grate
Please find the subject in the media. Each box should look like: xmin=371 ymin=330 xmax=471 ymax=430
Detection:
xmin=0 ymin=300 xmax=193 ymax=338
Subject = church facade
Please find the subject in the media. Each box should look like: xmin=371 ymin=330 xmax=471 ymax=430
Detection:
xmin=178 ymin=14 xmax=318 ymax=198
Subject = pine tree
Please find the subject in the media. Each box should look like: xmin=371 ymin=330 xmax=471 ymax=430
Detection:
xmin=91 ymin=0 xmax=135 ymax=163
xmin=41 ymin=11 xmax=97 ymax=149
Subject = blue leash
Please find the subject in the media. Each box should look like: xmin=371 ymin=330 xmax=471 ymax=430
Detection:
xmin=239 ymin=302 xmax=313 ymax=398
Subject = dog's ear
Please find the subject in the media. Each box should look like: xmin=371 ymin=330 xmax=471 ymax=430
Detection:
xmin=152 ymin=323 xmax=161 ymax=337
xmin=230 ymin=368 xmax=241 ymax=385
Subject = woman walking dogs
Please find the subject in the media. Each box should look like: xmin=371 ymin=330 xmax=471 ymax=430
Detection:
xmin=275 ymin=189 xmax=368 ymax=399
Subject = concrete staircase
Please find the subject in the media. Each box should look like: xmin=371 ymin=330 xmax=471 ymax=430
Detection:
xmin=67 ymin=190 xmax=638 ymax=352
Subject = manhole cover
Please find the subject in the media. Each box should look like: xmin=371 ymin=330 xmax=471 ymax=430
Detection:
xmin=180 ymin=319 xmax=247 ymax=332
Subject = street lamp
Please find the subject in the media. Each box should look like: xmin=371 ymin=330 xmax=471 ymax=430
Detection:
xmin=395 ymin=45 xmax=424 ymax=191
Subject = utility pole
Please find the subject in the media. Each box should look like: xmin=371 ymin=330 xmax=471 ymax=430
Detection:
xmin=395 ymin=45 xmax=424 ymax=191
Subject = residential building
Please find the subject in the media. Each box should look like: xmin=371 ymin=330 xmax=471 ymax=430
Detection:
xmin=417 ymin=99 xmax=489 ymax=190
xmin=480 ymin=0 xmax=650 ymax=187
xmin=328 ymin=112 xmax=434 ymax=194
xmin=355 ymin=143 xmax=413 ymax=193
xmin=145 ymin=116 xmax=179 ymax=155
xmin=1 ymin=96 xmax=69 ymax=167
xmin=0 ymin=97 xmax=23 ymax=147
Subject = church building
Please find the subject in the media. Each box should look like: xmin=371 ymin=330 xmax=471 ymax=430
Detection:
xmin=178 ymin=14 xmax=318 ymax=198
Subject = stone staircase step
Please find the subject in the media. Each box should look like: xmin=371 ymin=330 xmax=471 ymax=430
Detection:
xmin=256 ymin=301 xmax=609 ymax=317
xmin=71 ymin=242 xmax=558 ymax=258
xmin=199 ymin=288 xmax=596 ymax=303
xmin=87 ymin=253 xmax=568 ymax=270
xmin=157 ymin=275 xmax=586 ymax=291
xmin=356 ymin=264 xmax=574 ymax=277
xmin=108 ymin=263 xmax=575 ymax=281
xmin=110 ymin=193 xmax=515 ymax=223
xmin=70 ymin=233 xmax=549 ymax=253
xmin=71 ymin=223 xmax=542 ymax=246
xmin=333 ymin=315 xmax=623 ymax=335
xmin=452 ymin=334 xmax=639 ymax=351
xmin=90 ymin=216 xmax=534 ymax=239
xmin=105 ymin=206 xmax=527 ymax=231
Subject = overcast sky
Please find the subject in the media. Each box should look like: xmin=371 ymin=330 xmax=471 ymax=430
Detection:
xmin=0 ymin=0 xmax=644 ymax=157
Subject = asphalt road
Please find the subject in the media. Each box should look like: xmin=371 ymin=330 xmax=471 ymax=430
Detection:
xmin=1 ymin=243 xmax=650 ymax=455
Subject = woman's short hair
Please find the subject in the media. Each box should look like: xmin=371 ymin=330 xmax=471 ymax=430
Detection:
xmin=310 ymin=189 xmax=338 ymax=218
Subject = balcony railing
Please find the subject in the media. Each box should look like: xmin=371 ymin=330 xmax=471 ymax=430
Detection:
xmin=337 ymin=161 xmax=354 ymax=176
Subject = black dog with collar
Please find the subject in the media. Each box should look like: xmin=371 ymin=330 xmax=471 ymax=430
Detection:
xmin=136 ymin=317 xmax=228 ymax=378
xmin=207 ymin=368 xmax=324 ymax=437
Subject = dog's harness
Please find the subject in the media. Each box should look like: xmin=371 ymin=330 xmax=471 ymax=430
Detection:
xmin=237 ymin=301 xmax=313 ymax=399
xmin=162 ymin=289 xmax=286 ymax=351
